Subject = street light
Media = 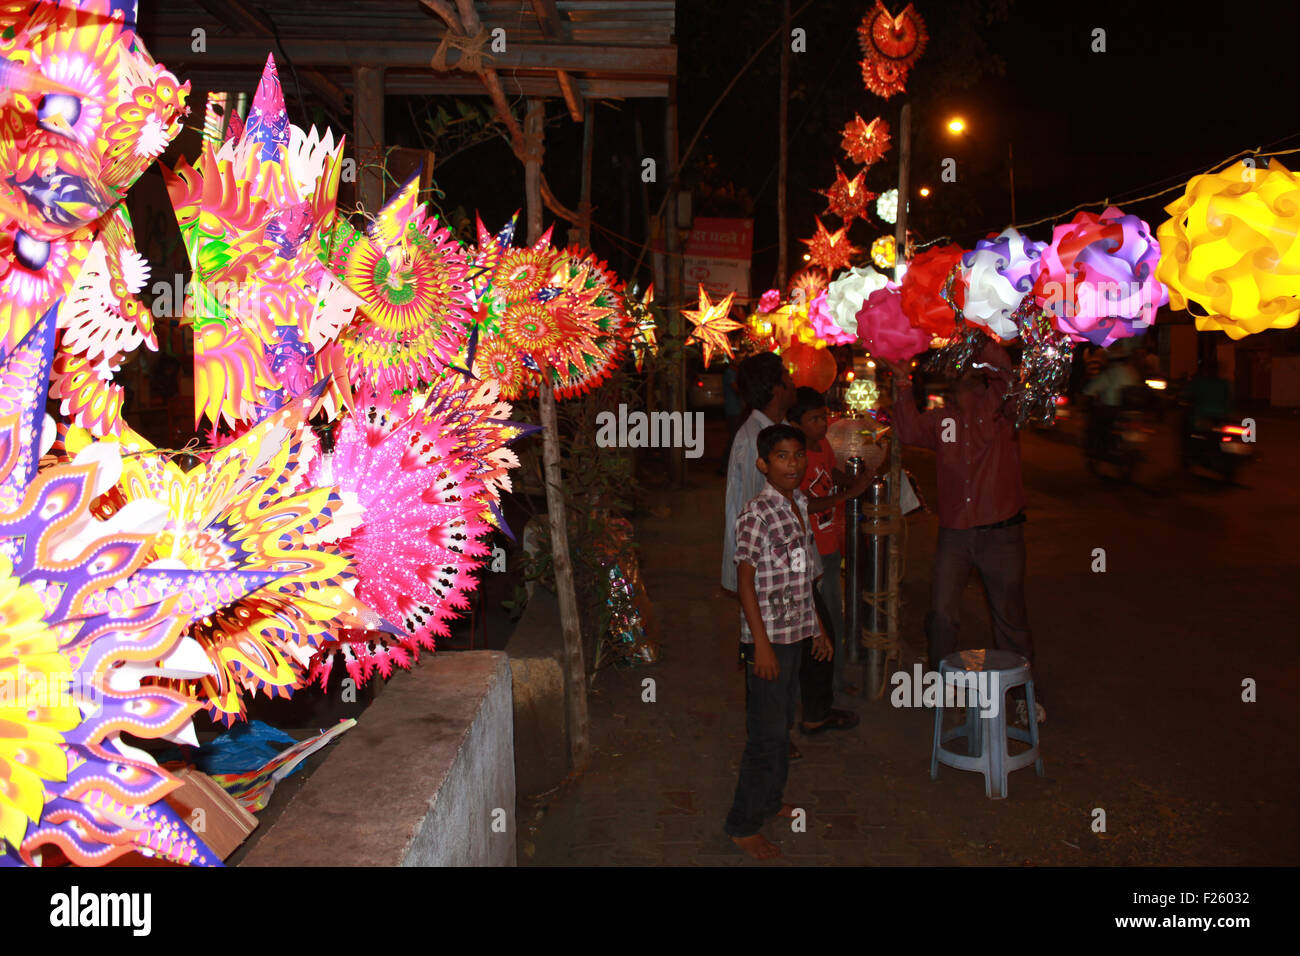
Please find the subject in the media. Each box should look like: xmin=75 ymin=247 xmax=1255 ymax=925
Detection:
xmin=919 ymin=186 xmax=931 ymax=197
xmin=944 ymin=117 xmax=1016 ymax=226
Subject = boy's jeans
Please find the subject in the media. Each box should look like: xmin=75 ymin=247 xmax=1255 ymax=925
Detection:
xmin=725 ymin=639 xmax=805 ymax=838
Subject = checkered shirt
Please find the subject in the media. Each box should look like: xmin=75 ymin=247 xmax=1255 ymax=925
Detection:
xmin=734 ymin=485 xmax=823 ymax=645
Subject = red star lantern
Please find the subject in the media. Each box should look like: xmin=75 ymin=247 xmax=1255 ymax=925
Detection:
xmin=857 ymin=2 xmax=927 ymax=99
xmin=841 ymin=114 xmax=892 ymax=167
xmin=819 ymin=166 xmax=877 ymax=223
xmin=860 ymin=57 xmax=910 ymax=98
xmin=801 ymin=219 xmax=861 ymax=275
xmin=788 ymin=267 xmax=830 ymax=304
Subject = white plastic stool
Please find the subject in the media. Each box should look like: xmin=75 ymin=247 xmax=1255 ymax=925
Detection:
xmin=929 ymin=649 xmax=1044 ymax=799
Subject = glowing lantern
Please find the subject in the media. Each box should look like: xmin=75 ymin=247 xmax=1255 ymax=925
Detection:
xmin=844 ymin=377 xmax=880 ymax=413
xmin=782 ymin=342 xmax=838 ymax=392
xmin=876 ymin=188 xmax=899 ymax=225
xmin=871 ymin=235 xmax=897 ymax=270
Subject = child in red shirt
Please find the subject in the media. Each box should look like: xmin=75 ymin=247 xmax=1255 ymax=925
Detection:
xmin=788 ymin=387 xmax=871 ymax=695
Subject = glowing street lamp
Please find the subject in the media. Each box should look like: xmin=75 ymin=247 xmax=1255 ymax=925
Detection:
xmin=946 ymin=117 xmax=966 ymax=135
xmin=919 ymin=187 xmax=931 ymax=197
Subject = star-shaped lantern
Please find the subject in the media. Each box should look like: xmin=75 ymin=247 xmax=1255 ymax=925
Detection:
xmin=802 ymin=219 xmax=862 ymax=275
xmin=820 ymin=167 xmax=876 ymax=223
xmin=626 ymin=284 xmax=659 ymax=372
xmin=841 ymin=114 xmax=892 ymax=167
xmin=857 ymin=2 xmax=928 ymax=98
xmin=683 ymin=285 xmax=742 ymax=366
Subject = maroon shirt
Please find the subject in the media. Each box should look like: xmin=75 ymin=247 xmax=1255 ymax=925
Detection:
xmin=890 ymin=370 xmax=1025 ymax=529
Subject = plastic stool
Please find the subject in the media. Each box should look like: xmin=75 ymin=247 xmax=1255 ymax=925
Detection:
xmin=929 ymin=649 xmax=1044 ymax=799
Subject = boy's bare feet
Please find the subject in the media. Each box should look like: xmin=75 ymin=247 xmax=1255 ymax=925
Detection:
xmin=732 ymin=833 xmax=783 ymax=859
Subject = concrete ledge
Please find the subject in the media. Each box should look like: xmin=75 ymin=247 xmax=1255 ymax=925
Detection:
xmin=241 ymin=651 xmax=516 ymax=867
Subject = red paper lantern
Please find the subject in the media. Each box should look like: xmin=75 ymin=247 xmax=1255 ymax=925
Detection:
xmin=782 ymin=342 xmax=838 ymax=393
xmin=900 ymin=243 xmax=966 ymax=337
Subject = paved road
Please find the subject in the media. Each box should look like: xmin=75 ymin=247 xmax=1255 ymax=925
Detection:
xmin=521 ymin=410 xmax=1300 ymax=866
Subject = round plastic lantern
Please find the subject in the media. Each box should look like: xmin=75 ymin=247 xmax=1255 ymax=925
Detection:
xmin=782 ymin=342 xmax=838 ymax=392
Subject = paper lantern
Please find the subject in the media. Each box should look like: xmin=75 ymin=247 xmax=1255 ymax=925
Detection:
xmin=841 ymin=114 xmax=892 ymax=167
xmin=900 ymin=243 xmax=965 ymax=336
xmin=802 ymin=218 xmax=861 ymax=274
xmin=857 ymin=286 xmax=931 ymax=361
xmin=843 ymin=378 xmax=880 ymax=414
xmin=827 ymin=265 xmax=890 ymax=342
xmin=1032 ymin=205 xmax=1168 ymax=347
xmin=809 ymin=289 xmax=855 ymax=345
xmin=820 ymin=166 xmax=876 ymax=222
xmin=871 ymin=235 xmax=897 ymax=270
xmin=782 ymin=342 xmax=838 ymax=392
xmin=876 ymin=188 xmax=899 ymax=225
xmin=683 ymin=285 xmax=743 ymax=366
xmin=960 ymin=228 xmax=1045 ymax=341
xmin=789 ymin=267 xmax=830 ymax=305
xmin=857 ymin=2 xmax=927 ymax=98
xmin=1156 ymin=159 xmax=1300 ymax=339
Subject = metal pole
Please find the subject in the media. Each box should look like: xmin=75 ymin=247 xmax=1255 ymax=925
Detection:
xmin=865 ymin=474 xmax=890 ymax=698
xmin=843 ymin=456 xmax=864 ymax=667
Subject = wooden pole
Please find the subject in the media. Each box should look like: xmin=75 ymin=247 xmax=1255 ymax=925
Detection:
xmin=352 ymin=65 xmax=385 ymax=213
xmin=776 ymin=0 xmax=790 ymax=290
xmin=664 ymin=84 xmax=685 ymax=487
xmin=526 ymin=98 xmax=590 ymax=771
xmin=576 ymin=107 xmax=595 ymax=248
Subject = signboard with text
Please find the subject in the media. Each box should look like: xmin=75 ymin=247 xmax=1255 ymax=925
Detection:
xmin=653 ymin=217 xmax=753 ymax=303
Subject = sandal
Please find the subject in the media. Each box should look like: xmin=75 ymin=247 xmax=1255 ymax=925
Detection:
xmin=800 ymin=708 xmax=860 ymax=735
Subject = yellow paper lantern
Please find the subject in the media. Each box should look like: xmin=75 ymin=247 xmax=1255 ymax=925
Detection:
xmin=871 ymin=235 xmax=897 ymax=270
xmin=1156 ymin=159 xmax=1300 ymax=339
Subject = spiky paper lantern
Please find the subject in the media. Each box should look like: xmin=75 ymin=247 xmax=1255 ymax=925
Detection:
xmin=820 ymin=167 xmax=876 ymax=223
xmin=802 ymin=219 xmax=862 ymax=275
xmin=841 ymin=114 xmax=892 ymax=167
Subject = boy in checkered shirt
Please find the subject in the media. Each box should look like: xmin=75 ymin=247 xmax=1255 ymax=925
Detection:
xmin=725 ymin=424 xmax=833 ymax=860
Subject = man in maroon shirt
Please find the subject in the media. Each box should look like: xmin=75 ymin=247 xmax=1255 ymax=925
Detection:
xmin=885 ymin=342 xmax=1043 ymax=721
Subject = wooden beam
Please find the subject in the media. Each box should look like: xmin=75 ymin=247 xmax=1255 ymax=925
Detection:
xmin=146 ymin=34 xmax=677 ymax=74
xmin=192 ymin=0 xmax=349 ymax=119
xmin=528 ymin=0 xmax=582 ymax=122
xmin=179 ymin=70 xmax=668 ymax=99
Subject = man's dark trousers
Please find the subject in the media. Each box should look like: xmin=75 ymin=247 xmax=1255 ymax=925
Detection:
xmin=924 ymin=522 xmax=1038 ymax=698
xmin=725 ymin=639 xmax=804 ymax=838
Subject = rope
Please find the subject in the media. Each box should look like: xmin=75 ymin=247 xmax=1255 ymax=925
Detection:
xmin=856 ymin=496 xmax=908 ymax=700
xmin=430 ymin=27 xmax=495 ymax=74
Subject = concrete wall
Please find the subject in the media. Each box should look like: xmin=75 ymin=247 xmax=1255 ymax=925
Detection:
xmin=241 ymin=651 xmax=516 ymax=867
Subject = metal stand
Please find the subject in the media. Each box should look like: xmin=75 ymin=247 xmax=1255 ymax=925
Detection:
xmin=864 ymin=475 xmax=890 ymax=698
xmin=843 ymin=457 xmax=864 ymax=667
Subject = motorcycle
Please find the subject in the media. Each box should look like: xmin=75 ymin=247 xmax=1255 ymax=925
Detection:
xmin=1181 ymin=412 xmax=1254 ymax=482
xmin=1084 ymin=386 xmax=1153 ymax=483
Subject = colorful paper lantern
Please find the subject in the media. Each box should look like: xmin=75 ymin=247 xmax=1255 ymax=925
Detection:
xmin=1032 ymin=205 xmax=1168 ymax=347
xmin=871 ymin=235 xmax=897 ymax=270
xmin=1156 ymin=159 xmax=1300 ymax=339
xmin=827 ymin=265 xmax=890 ymax=342
xmin=683 ymin=285 xmax=742 ymax=366
xmin=843 ymin=378 xmax=880 ymax=413
xmin=900 ymin=243 xmax=965 ymax=336
xmin=857 ymin=286 xmax=931 ymax=361
xmin=857 ymin=2 xmax=927 ymax=98
xmin=809 ymin=289 xmax=855 ymax=345
xmin=960 ymin=227 xmax=1045 ymax=341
